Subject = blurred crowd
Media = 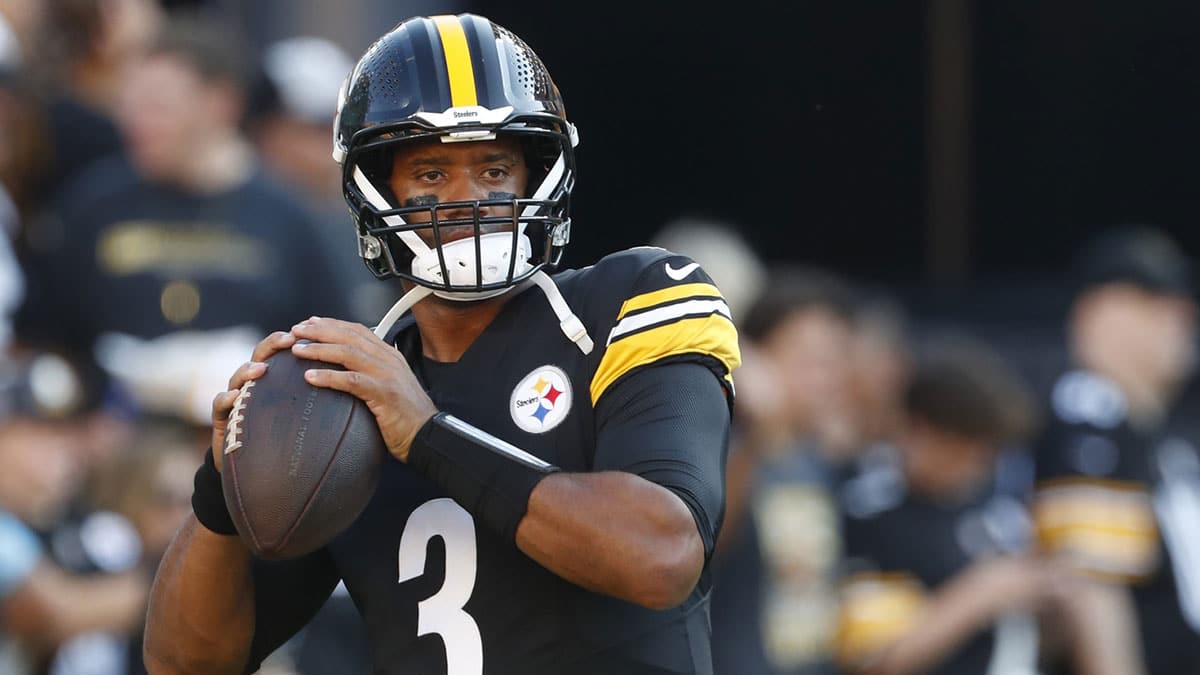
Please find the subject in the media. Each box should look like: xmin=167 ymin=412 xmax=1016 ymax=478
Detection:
xmin=1 ymin=2 xmax=1199 ymax=675
xmin=665 ymin=220 xmax=1200 ymax=675
xmin=0 ymin=1 xmax=384 ymax=673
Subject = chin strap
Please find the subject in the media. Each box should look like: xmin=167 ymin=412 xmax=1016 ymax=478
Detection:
xmin=370 ymin=271 xmax=593 ymax=355
xmin=528 ymin=271 xmax=593 ymax=354
xmin=372 ymin=285 xmax=434 ymax=339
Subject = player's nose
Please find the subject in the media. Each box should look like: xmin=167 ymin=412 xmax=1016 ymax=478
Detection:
xmin=434 ymin=182 xmax=507 ymax=240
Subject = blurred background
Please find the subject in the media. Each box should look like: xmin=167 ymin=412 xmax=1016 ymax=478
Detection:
xmin=1 ymin=0 xmax=1199 ymax=674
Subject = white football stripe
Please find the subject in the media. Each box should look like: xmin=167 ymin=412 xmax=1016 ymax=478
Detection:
xmin=607 ymin=298 xmax=731 ymax=346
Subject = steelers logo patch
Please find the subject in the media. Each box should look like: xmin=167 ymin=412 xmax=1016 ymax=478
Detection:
xmin=510 ymin=365 xmax=572 ymax=434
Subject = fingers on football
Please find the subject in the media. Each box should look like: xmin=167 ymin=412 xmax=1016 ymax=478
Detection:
xmin=225 ymin=360 xmax=268 ymax=393
xmin=290 ymin=317 xmax=403 ymax=396
xmin=300 ymin=351 xmax=400 ymax=402
xmin=291 ymin=339 xmax=387 ymax=373
xmin=251 ymin=331 xmax=295 ymax=362
xmin=211 ymin=388 xmax=242 ymax=424
xmin=291 ymin=318 xmax=389 ymax=365
xmin=302 ymin=367 xmax=372 ymax=396
xmin=290 ymin=317 xmax=377 ymax=346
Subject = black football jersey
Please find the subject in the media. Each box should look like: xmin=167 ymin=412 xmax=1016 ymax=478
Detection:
xmin=836 ymin=479 xmax=1034 ymax=675
xmin=1032 ymin=369 xmax=1200 ymax=675
xmin=17 ymin=157 xmax=348 ymax=354
xmin=311 ymin=247 xmax=739 ymax=675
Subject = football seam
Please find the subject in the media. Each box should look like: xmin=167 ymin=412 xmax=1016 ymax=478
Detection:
xmin=224 ymin=380 xmax=256 ymax=453
xmin=227 ymin=456 xmax=268 ymax=555
xmin=275 ymin=393 xmax=364 ymax=553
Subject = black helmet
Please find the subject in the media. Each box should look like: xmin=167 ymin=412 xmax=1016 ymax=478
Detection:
xmin=333 ymin=14 xmax=579 ymax=299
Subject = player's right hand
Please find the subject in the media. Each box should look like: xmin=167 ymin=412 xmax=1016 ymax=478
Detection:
xmin=210 ymin=331 xmax=296 ymax=471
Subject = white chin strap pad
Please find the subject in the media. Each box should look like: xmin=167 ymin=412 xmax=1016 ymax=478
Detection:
xmin=412 ymin=232 xmax=532 ymax=290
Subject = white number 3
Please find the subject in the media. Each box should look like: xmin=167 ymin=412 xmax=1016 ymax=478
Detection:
xmin=397 ymin=498 xmax=483 ymax=674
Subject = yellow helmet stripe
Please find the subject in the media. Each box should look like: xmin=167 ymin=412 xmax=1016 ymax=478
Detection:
xmin=432 ymin=15 xmax=478 ymax=107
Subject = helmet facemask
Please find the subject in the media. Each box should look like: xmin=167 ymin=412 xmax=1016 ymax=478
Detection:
xmin=343 ymin=120 xmax=575 ymax=301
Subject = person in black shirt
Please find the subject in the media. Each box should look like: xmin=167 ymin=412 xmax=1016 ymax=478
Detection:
xmin=16 ymin=11 xmax=349 ymax=425
xmin=837 ymin=334 xmax=1145 ymax=675
xmin=143 ymin=13 xmax=741 ymax=675
xmin=23 ymin=0 xmax=163 ymax=216
xmin=1031 ymin=225 xmax=1200 ymax=675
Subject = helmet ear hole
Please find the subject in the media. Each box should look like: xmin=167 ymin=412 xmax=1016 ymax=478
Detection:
xmin=521 ymin=141 xmax=553 ymax=195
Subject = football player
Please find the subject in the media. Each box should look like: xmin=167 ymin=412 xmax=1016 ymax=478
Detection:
xmin=143 ymin=13 xmax=740 ymax=675
xmin=836 ymin=335 xmax=1145 ymax=675
xmin=1031 ymin=225 xmax=1200 ymax=675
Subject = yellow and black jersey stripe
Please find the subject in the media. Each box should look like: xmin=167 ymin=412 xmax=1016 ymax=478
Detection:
xmin=1032 ymin=476 xmax=1160 ymax=582
xmin=591 ymin=281 xmax=740 ymax=405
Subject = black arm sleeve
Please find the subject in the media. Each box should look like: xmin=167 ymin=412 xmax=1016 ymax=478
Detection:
xmin=241 ymin=547 xmax=341 ymax=674
xmin=593 ymin=360 xmax=731 ymax=561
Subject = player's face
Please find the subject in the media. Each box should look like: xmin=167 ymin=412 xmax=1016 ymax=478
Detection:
xmin=900 ymin=420 xmax=995 ymax=499
xmin=1138 ymin=292 xmax=1197 ymax=388
xmin=387 ymin=136 xmax=529 ymax=246
xmin=760 ymin=308 xmax=855 ymax=439
xmin=1086 ymin=284 xmax=1198 ymax=393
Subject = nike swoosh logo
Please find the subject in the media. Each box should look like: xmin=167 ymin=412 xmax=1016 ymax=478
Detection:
xmin=664 ymin=262 xmax=700 ymax=281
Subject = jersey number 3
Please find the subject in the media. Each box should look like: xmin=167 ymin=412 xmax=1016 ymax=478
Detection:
xmin=397 ymin=498 xmax=483 ymax=675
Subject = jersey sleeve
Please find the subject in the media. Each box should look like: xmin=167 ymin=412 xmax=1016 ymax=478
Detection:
xmin=587 ymin=248 xmax=741 ymax=408
xmin=0 ymin=510 xmax=43 ymax=600
xmin=593 ymin=360 xmax=731 ymax=561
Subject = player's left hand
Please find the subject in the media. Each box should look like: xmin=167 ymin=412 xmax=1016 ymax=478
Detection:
xmin=289 ymin=316 xmax=438 ymax=462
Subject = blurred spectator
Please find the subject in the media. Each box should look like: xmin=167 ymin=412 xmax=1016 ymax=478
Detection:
xmin=842 ymin=289 xmax=912 ymax=454
xmin=248 ymin=34 xmax=393 ymax=326
xmin=87 ymin=419 xmax=201 ymax=574
xmin=0 ymin=0 xmax=41 ymax=66
xmin=0 ymin=20 xmax=50 ymax=232
xmin=0 ymin=177 xmax=26 ymax=353
xmin=1031 ymin=224 xmax=1200 ymax=675
xmin=83 ymin=418 xmax=206 ymax=675
xmin=0 ymin=41 xmax=39 ymax=360
xmin=711 ymin=264 xmax=858 ymax=675
xmin=0 ymin=350 xmax=148 ymax=675
xmin=650 ymin=217 xmax=767 ymax=323
xmin=14 ymin=9 xmax=350 ymax=425
xmin=835 ymin=333 xmax=1144 ymax=675
xmin=20 ymin=0 xmax=162 ymax=216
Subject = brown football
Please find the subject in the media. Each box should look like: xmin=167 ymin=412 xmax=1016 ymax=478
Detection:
xmin=221 ymin=345 xmax=386 ymax=559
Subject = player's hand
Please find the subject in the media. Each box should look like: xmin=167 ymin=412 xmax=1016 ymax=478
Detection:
xmin=288 ymin=316 xmax=439 ymax=462
xmin=209 ymin=331 xmax=296 ymax=471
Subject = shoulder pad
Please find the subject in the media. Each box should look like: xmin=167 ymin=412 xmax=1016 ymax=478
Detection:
xmin=577 ymin=247 xmax=741 ymax=406
xmin=587 ymin=246 xmax=716 ymax=287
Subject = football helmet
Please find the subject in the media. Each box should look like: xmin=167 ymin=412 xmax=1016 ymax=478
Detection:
xmin=334 ymin=13 xmax=579 ymax=301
